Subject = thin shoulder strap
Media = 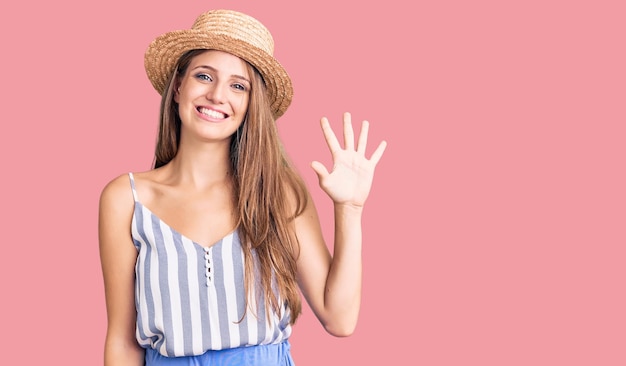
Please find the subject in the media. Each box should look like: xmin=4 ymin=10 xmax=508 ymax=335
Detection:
xmin=128 ymin=172 xmax=139 ymax=202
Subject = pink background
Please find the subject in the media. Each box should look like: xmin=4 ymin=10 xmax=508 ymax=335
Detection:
xmin=1 ymin=0 xmax=624 ymax=364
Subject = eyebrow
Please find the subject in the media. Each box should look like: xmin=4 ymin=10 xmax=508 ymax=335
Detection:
xmin=192 ymin=65 xmax=251 ymax=84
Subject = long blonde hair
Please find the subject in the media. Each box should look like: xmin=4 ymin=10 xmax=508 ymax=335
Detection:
xmin=153 ymin=49 xmax=307 ymax=325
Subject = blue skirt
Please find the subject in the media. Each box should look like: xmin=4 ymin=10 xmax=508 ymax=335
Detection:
xmin=145 ymin=341 xmax=295 ymax=366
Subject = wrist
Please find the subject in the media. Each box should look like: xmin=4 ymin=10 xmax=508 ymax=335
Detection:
xmin=334 ymin=202 xmax=365 ymax=215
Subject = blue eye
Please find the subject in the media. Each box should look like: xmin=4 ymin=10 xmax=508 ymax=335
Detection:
xmin=195 ymin=73 xmax=212 ymax=82
xmin=232 ymin=83 xmax=247 ymax=91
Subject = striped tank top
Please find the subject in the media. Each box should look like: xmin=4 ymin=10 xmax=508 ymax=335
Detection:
xmin=129 ymin=173 xmax=292 ymax=357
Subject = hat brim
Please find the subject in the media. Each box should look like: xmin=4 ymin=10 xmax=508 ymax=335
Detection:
xmin=145 ymin=30 xmax=293 ymax=118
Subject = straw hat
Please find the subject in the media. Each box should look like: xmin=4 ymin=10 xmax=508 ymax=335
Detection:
xmin=144 ymin=9 xmax=293 ymax=118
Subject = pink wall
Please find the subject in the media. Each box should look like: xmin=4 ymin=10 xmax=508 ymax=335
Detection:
xmin=1 ymin=0 xmax=624 ymax=364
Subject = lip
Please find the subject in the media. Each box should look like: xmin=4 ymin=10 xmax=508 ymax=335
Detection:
xmin=196 ymin=106 xmax=229 ymax=122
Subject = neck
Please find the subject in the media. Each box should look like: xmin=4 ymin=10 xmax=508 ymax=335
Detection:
xmin=165 ymin=141 xmax=233 ymax=189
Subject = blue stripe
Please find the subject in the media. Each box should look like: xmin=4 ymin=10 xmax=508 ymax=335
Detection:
xmin=196 ymin=244 xmax=212 ymax=351
xmin=134 ymin=202 xmax=157 ymax=346
xmin=213 ymin=237 xmax=232 ymax=348
xmin=151 ymin=214 xmax=174 ymax=354
xmin=171 ymin=231 xmax=194 ymax=355
xmin=232 ymin=235 xmax=249 ymax=345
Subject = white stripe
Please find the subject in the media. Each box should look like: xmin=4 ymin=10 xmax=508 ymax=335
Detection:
xmin=206 ymin=246 xmax=222 ymax=350
xmin=221 ymin=235 xmax=241 ymax=348
xmin=161 ymin=222 xmax=184 ymax=356
xmin=245 ymin=276 xmax=258 ymax=345
xmin=142 ymin=207 xmax=163 ymax=343
xmin=132 ymin=216 xmax=155 ymax=346
xmin=182 ymin=238 xmax=203 ymax=355
xmin=263 ymin=309 xmax=277 ymax=344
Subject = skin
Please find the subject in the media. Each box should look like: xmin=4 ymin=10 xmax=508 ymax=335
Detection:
xmin=99 ymin=50 xmax=386 ymax=364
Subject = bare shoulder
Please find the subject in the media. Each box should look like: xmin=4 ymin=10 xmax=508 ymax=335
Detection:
xmin=98 ymin=173 xmax=137 ymax=255
xmin=100 ymin=173 xmax=132 ymax=205
xmin=98 ymin=173 xmax=140 ymax=231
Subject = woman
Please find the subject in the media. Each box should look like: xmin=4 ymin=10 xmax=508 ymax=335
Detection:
xmin=99 ymin=9 xmax=386 ymax=365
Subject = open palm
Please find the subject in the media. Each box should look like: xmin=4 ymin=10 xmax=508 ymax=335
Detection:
xmin=311 ymin=112 xmax=387 ymax=207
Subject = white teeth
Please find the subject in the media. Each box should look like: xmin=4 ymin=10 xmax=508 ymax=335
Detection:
xmin=199 ymin=108 xmax=225 ymax=119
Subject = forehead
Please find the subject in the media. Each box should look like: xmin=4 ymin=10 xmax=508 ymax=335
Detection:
xmin=188 ymin=50 xmax=249 ymax=78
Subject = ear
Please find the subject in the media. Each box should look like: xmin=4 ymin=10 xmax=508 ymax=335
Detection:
xmin=173 ymin=83 xmax=181 ymax=103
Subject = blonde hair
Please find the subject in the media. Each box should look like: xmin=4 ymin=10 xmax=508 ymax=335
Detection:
xmin=153 ymin=50 xmax=307 ymax=324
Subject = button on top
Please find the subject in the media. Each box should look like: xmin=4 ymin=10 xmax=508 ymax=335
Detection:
xmin=204 ymin=246 xmax=213 ymax=286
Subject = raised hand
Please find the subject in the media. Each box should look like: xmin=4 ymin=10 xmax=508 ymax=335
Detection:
xmin=311 ymin=112 xmax=387 ymax=207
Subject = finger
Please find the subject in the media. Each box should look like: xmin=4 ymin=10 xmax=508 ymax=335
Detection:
xmin=343 ymin=112 xmax=354 ymax=151
xmin=356 ymin=120 xmax=369 ymax=155
xmin=320 ymin=117 xmax=341 ymax=153
xmin=311 ymin=161 xmax=330 ymax=180
xmin=369 ymin=140 xmax=387 ymax=165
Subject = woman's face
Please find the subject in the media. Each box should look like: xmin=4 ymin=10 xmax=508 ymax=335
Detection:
xmin=175 ymin=50 xmax=250 ymax=143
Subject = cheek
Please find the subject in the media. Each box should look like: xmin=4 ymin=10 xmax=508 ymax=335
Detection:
xmin=237 ymin=95 xmax=250 ymax=114
xmin=177 ymin=97 xmax=196 ymax=119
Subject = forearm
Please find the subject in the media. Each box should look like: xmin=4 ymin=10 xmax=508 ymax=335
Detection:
xmin=104 ymin=337 xmax=145 ymax=366
xmin=323 ymin=203 xmax=364 ymax=336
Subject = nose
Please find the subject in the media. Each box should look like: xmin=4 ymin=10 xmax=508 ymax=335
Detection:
xmin=206 ymin=81 xmax=227 ymax=104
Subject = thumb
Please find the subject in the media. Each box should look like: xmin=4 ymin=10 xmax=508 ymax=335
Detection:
xmin=311 ymin=161 xmax=329 ymax=181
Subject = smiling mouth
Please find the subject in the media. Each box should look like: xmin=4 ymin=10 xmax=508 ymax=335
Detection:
xmin=198 ymin=107 xmax=227 ymax=119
